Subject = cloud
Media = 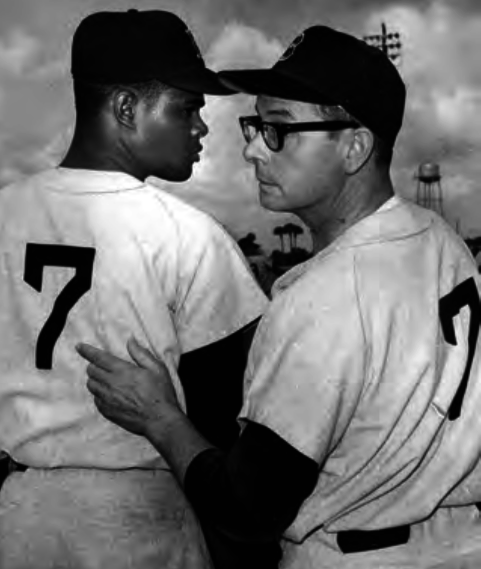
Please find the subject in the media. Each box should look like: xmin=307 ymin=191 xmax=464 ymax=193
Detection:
xmin=30 ymin=57 xmax=69 ymax=80
xmin=196 ymin=23 xmax=283 ymax=186
xmin=358 ymin=2 xmax=481 ymax=237
xmin=365 ymin=3 xmax=481 ymax=154
xmin=0 ymin=128 xmax=71 ymax=187
xmin=0 ymin=28 xmax=39 ymax=75
xmin=206 ymin=22 xmax=283 ymax=69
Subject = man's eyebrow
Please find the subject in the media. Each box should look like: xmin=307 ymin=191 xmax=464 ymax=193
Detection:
xmin=254 ymin=105 xmax=295 ymax=119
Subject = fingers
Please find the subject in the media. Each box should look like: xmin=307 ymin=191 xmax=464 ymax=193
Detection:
xmin=86 ymin=375 xmax=105 ymax=398
xmin=84 ymin=361 xmax=112 ymax=395
xmin=85 ymin=360 xmax=110 ymax=383
xmin=77 ymin=347 xmax=118 ymax=395
xmin=76 ymin=344 xmax=129 ymax=413
xmin=76 ymin=343 xmax=129 ymax=372
xmin=127 ymin=337 xmax=162 ymax=373
xmin=88 ymin=389 xmax=115 ymax=423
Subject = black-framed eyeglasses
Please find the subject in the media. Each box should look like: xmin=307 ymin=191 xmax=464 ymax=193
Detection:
xmin=239 ymin=115 xmax=360 ymax=152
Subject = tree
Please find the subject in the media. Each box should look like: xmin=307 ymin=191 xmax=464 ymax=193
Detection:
xmin=283 ymin=223 xmax=294 ymax=251
xmin=291 ymin=223 xmax=304 ymax=248
xmin=282 ymin=222 xmax=304 ymax=250
xmin=237 ymin=232 xmax=262 ymax=257
xmin=273 ymin=225 xmax=286 ymax=253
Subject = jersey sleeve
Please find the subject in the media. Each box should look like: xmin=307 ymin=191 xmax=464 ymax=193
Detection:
xmin=173 ymin=214 xmax=268 ymax=353
xmin=239 ymin=261 xmax=367 ymax=463
xmin=441 ymin=459 xmax=481 ymax=507
xmin=183 ymin=421 xmax=317 ymax=569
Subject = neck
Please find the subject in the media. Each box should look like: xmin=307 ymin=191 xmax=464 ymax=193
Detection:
xmin=298 ymin=169 xmax=394 ymax=255
xmin=59 ymin=121 xmax=144 ymax=181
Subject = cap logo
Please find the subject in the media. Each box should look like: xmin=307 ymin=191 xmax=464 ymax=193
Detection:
xmin=185 ymin=28 xmax=203 ymax=60
xmin=279 ymin=32 xmax=305 ymax=61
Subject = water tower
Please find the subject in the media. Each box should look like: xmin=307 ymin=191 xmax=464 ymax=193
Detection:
xmin=416 ymin=162 xmax=444 ymax=217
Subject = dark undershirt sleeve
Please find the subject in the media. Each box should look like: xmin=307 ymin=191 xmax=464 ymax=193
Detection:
xmin=184 ymin=420 xmax=318 ymax=569
xmin=178 ymin=318 xmax=260 ymax=450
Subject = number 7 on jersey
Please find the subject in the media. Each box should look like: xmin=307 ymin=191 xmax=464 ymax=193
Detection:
xmin=439 ymin=277 xmax=481 ymax=421
xmin=24 ymin=244 xmax=96 ymax=370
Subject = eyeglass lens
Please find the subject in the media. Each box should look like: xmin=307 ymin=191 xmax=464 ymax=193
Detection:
xmin=242 ymin=119 xmax=280 ymax=151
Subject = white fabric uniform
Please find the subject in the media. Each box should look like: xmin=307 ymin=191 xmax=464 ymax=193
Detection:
xmin=0 ymin=167 xmax=267 ymax=569
xmin=240 ymin=195 xmax=481 ymax=568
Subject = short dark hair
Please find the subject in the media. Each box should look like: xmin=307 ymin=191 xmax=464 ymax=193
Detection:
xmin=72 ymin=78 xmax=172 ymax=119
xmin=316 ymin=104 xmax=393 ymax=168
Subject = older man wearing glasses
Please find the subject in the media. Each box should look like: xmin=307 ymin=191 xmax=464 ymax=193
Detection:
xmin=78 ymin=26 xmax=481 ymax=569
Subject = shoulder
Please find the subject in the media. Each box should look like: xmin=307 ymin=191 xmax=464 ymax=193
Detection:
xmin=267 ymin=250 xmax=361 ymax=339
xmin=386 ymin=196 xmax=471 ymax=263
xmin=141 ymin=184 xmax=257 ymax=290
xmin=276 ymin=247 xmax=357 ymax=302
xmin=0 ymin=170 xmax=58 ymax=218
xmin=144 ymin=180 xmax=238 ymax=249
xmin=353 ymin=202 xmax=476 ymax=295
xmin=242 ymin=250 xmax=367 ymax=460
xmin=0 ymin=170 xmax=53 ymax=194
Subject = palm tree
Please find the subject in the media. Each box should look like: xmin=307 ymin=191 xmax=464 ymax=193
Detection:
xmin=283 ymin=223 xmax=293 ymax=251
xmin=290 ymin=224 xmax=304 ymax=248
xmin=283 ymin=223 xmax=303 ymax=251
xmin=273 ymin=225 xmax=286 ymax=252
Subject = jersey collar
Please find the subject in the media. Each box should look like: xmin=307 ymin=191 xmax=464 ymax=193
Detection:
xmin=47 ymin=168 xmax=145 ymax=194
xmin=273 ymin=195 xmax=435 ymax=294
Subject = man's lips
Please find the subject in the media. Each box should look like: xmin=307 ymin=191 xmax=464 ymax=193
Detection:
xmin=257 ymin=176 xmax=276 ymax=186
xmin=192 ymin=145 xmax=203 ymax=161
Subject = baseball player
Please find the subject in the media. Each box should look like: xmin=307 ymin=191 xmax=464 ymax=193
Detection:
xmin=0 ymin=9 xmax=267 ymax=569
xmin=78 ymin=25 xmax=481 ymax=569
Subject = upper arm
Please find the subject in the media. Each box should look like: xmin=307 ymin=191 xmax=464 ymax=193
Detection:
xmin=174 ymin=217 xmax=268 ymax=352
xmin=239 ymin=268 xmax=367 ymax=463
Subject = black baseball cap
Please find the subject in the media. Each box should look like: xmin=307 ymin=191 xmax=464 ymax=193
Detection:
xmin=71 ymin=9 xmax=234 ymax=95
xmin=219 ymin=26 xmax=406 ymax=147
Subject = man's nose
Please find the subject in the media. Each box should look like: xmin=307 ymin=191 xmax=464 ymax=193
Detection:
xmin=243 ymin=132 xmax=268 ymax=165
xmin=194 ymin=115 xmax=209 ymax=138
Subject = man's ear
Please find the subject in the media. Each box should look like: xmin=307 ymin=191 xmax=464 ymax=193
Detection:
xmin=112 ymin=89 xmax=138 ymax=129
xmin=343 ymin=128 xmax=374 ymax=175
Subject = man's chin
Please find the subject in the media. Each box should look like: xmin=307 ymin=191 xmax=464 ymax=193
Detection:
xmin=259 ymin=188 xmax=286 ymax=212
xmin=152 ymin=167 xmax=193 ymax=184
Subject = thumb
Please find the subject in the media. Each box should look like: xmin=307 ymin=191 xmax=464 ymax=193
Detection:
xmin=126 ymin=337 xmax=162 ymax=373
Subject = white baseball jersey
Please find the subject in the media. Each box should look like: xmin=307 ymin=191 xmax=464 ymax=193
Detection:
xmin=239 ymin=195 xmax=481 ymax=568
xmin=0 ymin=167 xmax=267 ymax=469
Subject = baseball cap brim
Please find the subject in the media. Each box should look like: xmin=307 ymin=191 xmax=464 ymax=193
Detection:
xmin=218 ymin=69 xmax=337 ymax=105
xmin=165 ymin=66 xmax=236 ymax=96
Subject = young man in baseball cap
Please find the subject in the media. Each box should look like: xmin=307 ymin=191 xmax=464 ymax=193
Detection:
xmin=78 ymin=25 xmax=481 ymax=569
xmin=0 ymin=9 xmax=267 ymax=569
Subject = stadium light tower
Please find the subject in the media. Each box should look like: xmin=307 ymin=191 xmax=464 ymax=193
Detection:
xmin=363 ymin=22 xmax=402 ymax=64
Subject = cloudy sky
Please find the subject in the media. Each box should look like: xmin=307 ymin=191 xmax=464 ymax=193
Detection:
xmin=1 ymin=0 xmax=481 ymax=251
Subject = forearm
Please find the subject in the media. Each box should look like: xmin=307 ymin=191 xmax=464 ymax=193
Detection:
xmin=147 ymin=415 xmax=317 ymax=540
xmin=146 ymin=417 xmax=317 ymax=569
xmin=184 ymin=421 xmax=318 ymax=541
xmin=145 ymin=407 xmax=214 ymax=485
